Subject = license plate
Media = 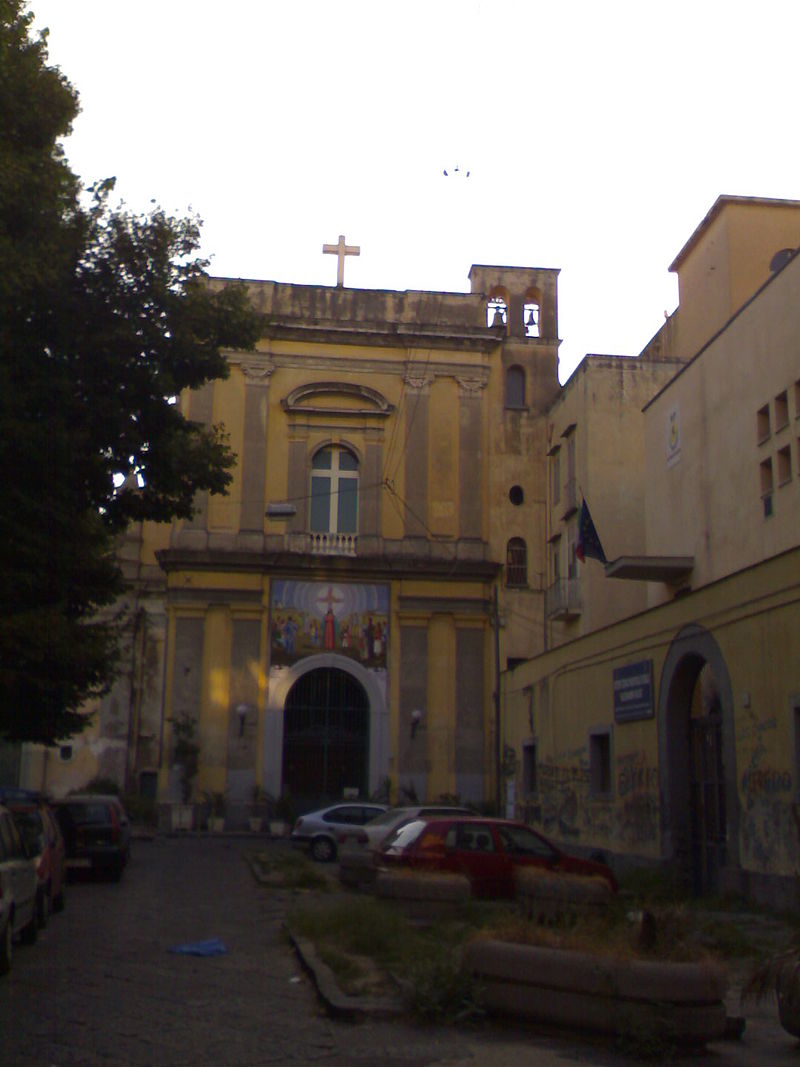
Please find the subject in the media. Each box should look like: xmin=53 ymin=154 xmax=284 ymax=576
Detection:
xmin=67 ymin=858 xmax=91 ymax=869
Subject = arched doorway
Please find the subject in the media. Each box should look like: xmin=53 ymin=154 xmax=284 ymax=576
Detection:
xmin=658 ymin=626 xmax=738 ymax=895
xmin=282 ymin=667 xmax=369 ymax=811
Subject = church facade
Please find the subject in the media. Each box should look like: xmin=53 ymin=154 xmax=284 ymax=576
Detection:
xmin=19 ymin=258 xmax=561 ymax=822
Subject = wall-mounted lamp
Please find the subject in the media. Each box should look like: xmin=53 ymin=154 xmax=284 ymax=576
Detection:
xmin=410 ymin=708 xmax=423 ymax=740
xmin=235 ymin=702 xmax=249 ymax=738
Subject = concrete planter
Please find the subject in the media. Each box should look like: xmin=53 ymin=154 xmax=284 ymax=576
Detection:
xmin=516 ymin=867 xmax=613 ymax=924
xmin=269 ymin=820 xmax=289 ymax=838
xmin=464 ymin=940 xmax=728 ymax=1045
xmin=375 ymin=870 xmax=470 ymax=918
xmin=248 ymin=816 xmax=263 ymax=833
xmin=208 ymin=816 xmax=225 ymax=833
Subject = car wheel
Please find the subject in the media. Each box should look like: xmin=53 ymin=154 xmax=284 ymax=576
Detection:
xmin=311 ymin=836 xmax=336 ymax=863
xmin=0 ymin=921 xmax=11 ymax=975
xmin=20 ymin=910 xmax=37 ymax=945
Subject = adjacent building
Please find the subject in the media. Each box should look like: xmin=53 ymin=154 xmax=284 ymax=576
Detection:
xmin=503 ymin=196 xmax=800 ymax=906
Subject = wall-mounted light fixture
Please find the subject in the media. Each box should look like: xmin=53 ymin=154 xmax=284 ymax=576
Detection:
xmin=235 ymin=702 xmax=249 ymax=738
xmin=410 ymin=708 xmax=423 ymax=740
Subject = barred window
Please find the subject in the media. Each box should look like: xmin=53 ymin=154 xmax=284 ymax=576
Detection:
xmin=506 ymin=537 xmax=527 ymax=587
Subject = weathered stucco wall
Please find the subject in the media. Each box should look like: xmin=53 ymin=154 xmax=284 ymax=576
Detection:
xmin=503 ymin=547 xmax=800 ymax=903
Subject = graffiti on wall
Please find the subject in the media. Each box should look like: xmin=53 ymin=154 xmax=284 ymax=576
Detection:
xmin=537 ymin=750 xmax=588 ymax=839
xmin=738 ymin=715 xmax=799 ymax=873
xmin=616 ymin=750 xmax=659 ymax=847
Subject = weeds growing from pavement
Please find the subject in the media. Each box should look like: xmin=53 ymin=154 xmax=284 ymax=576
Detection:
xmin=250 ymin=847 xmax=330 ymax=891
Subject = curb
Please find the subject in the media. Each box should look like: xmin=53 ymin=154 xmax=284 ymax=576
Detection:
xmin=285 ymin=927 xmax=404 ymax=1020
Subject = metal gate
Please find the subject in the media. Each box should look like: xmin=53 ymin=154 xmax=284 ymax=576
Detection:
xmin=282 ymin=667 xmax=369 ymax=810
xmin=689 ymin=713 xmax=726 ymax=894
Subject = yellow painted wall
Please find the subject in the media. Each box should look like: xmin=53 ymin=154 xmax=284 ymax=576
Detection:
xmin=645 ymin=248 xmax=800 ymax=601
xmin=503 ymin=548 xmax=800 ymax=878
xmin=672 ymin=198 xmax=800 ymax=361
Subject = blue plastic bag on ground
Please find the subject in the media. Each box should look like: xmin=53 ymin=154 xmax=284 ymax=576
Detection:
xmin=168 ymin=938 xmax=228 ymax=956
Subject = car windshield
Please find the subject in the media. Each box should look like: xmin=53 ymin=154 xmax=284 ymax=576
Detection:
xmin=383 ymin=819 xmax=426 ymax=850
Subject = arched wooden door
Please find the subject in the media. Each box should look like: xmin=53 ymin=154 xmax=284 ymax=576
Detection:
xmin=282 ymin=667 xmax=369 ymax=810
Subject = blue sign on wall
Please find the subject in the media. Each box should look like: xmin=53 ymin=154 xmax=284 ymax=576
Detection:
xmin=613 ymin=660 xmax=654 ymax=722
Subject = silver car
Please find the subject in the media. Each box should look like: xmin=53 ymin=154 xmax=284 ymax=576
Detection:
xmin=337 ymin=804 xmax=476 ymax=886
xmin=0 ymin=803 xmax=38 ymax=975
xmin=290 ymin=802 xmax=388 ymax=862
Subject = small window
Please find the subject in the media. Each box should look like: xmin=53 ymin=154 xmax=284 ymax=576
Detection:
xmin=794 ymin=699 xmax=800 ymax=800
xmin=522 ymin=742 xmax=537 ymax=795
xmin=567 ymin=519 xmax=578 ymax=579
xmin=506 ymin=365 xmax=526 ymax=408
xmin=777 ymin=445 xmax=792 ymax=485
xmin=550 ymin=450 xmax=561 ymax=505
xmin=509 ymin=485 xmax=524 ymax=506
xmin=757 ymin=404 xmax=771 ymax=443
xmin=760 ymin=457 xmax=774 ymax=496
xmin=589 ymin=732 xmax=611 ymax=795
xmin=506 ymin=538 xmax=527 ymax=587
xmin=551 ymin=541 xmax=561 ymax=582
xmin=775 ymin=391 xmax=789 ymax=431
xmin=59 ymin=745 xmax=73 ymax=762
xmin=794 ymin=380 xmax=800 ymax=420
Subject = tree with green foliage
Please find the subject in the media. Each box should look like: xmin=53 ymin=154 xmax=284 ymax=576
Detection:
xmin=0 ymin=0 xmax=261 ymax=743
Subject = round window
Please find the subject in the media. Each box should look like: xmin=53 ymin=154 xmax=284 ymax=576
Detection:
xmin=509 ymin=485 xmax=524 ymax=506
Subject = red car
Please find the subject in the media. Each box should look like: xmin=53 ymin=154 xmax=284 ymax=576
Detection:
xmin=378 ymin=817 xmax=617 ymax=898
xmin=7 ymin=801 xmax=66 ymax=926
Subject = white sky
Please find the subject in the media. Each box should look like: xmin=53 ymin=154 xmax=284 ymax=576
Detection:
xmin=31 ymin=0 xmax=800 ymax=382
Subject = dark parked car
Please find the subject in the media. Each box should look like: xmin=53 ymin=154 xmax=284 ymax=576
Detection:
xmin=290 ymin=802 xmax=388 ymax=862
xmin=52 ymin=795 xmax=131 ymax=881
xmin=378 ymin=816 xmax=617 ymax=898
xmin=6 ymin=799 xmax=66 ymax=926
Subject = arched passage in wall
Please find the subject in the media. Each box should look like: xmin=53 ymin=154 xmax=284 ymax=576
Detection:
xmin=264 ymin=652 xmax=389 ymax=808
xmin=657 ymin=625 xmax=739 ymax=895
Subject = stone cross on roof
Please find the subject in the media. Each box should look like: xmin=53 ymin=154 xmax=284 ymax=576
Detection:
xmin=322 ymin=234 xmax=360 ymax=287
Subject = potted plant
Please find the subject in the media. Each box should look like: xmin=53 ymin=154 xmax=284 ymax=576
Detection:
xmin=269 ymin=791 xmax=294 ymax=838
xmin=248 ymin=785 xmax=266 ymax=832
xmin=204 ymin=790 xmax=227 ymax=832
xmin=171 ymin=715 xmax=199 ymax=830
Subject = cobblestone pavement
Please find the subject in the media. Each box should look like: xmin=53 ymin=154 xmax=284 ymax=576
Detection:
xmin=1 ymin=835 xmax=798 ymax=1067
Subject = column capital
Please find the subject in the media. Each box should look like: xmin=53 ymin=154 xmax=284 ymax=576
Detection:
xmin=241 ymin=359 xmax=275 ymax=386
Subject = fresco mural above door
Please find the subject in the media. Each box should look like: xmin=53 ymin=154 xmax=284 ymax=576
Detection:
xmin=270 ymin=580 xmax=389 ymax=669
